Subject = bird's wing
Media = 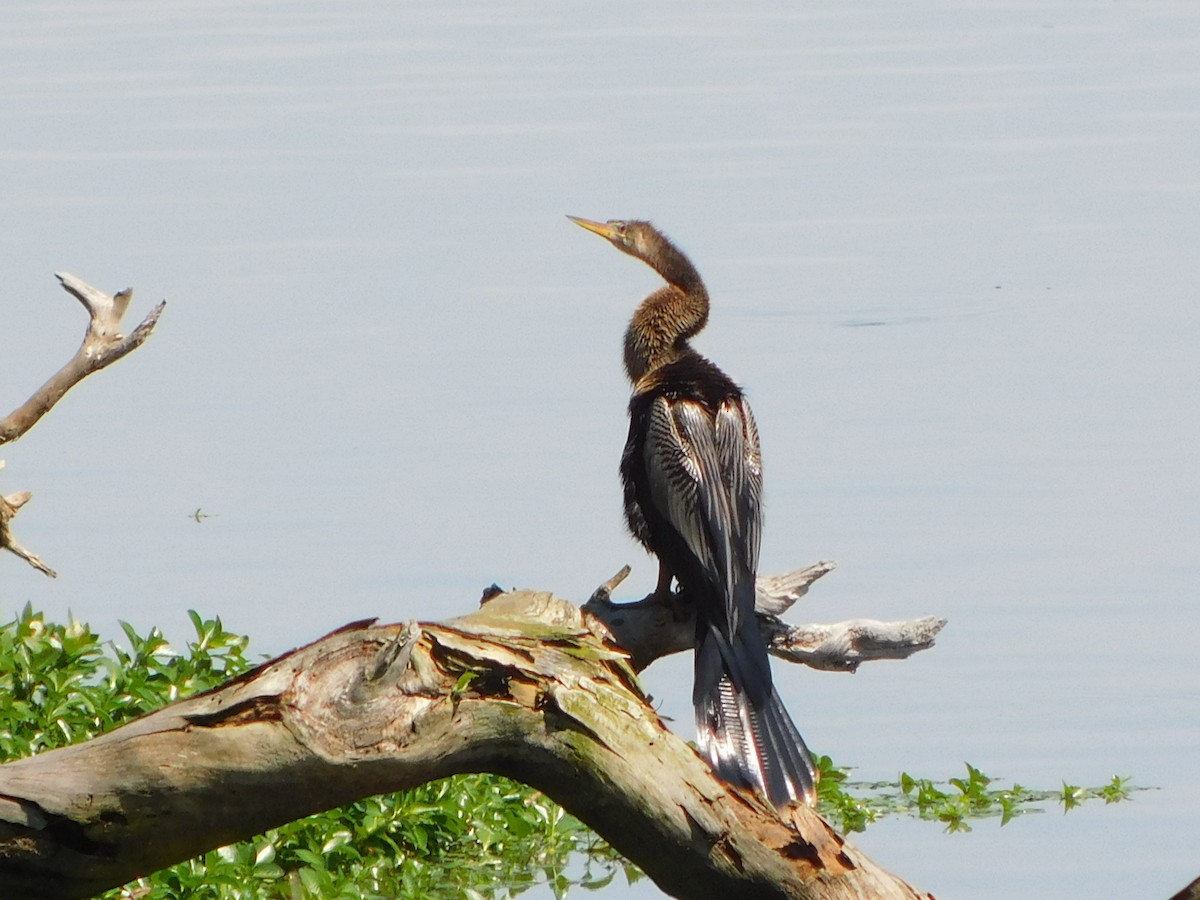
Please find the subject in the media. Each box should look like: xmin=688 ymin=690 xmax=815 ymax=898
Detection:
xmin=643 ymin=397 xmax=718 ymax=583
xmin=643 ymin=396 xmax=761 ymax=638
xmin=717 ymin=395 xmax=763 ymax=578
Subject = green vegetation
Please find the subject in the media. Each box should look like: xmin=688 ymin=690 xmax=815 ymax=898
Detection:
xmin=816 ymin=757 xmax=1135 ymax=835
xmin=110 ymin=777 xmax=630 ymax=899
xmin=0 ymin=605 xmax=1136 ymax=897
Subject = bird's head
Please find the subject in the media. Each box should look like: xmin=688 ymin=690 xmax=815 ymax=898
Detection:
xmin=568 ymin=216 xmax=658 ymax=262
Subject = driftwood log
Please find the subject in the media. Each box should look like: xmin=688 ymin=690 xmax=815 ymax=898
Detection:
xmin=0 ymin=273 xmax=164 ymax=577
xmin=0 ymin=568 xmax=942 ymax=900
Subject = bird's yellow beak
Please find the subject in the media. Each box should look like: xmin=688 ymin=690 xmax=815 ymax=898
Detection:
xmin=567 ymin=215 xmax=616 ymax=240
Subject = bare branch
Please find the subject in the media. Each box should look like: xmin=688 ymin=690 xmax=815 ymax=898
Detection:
xmin=0 ymin=464 xmax=56 ymax=577
xmin=763 ymin=615 xmax=947 ymax=673
xmin=0 ymin=273 xmax=165 ymax=446
xmin=0 ymin=273 xmax=163 ymax=576
xmin=756 ymin=561 xmax=838 ymax=614
xmin=582 ymin=561 xmax=944 ymax=673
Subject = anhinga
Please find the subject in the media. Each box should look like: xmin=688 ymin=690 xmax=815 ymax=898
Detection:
xmin=569 ymin=215 xmax=818 ymax=807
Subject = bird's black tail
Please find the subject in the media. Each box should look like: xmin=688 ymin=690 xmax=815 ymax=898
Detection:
xmin=694 ymin=635 xmax=818 ymax=807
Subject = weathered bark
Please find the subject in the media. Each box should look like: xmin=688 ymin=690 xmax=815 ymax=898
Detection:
xmin=0 ymin=588 xmax=936 ymax=900
xmin=0 ymin=273 xmax=164 ymax=576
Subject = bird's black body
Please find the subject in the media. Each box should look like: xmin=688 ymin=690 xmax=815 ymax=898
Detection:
xmin=570 ymin=215 xmax=817 ymax=807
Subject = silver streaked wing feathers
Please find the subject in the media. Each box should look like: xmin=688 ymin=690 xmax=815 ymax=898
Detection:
xmin=643 ymin=396 xmax=761 ymax=633
xmin=644 ymin=398 xmax=717 ymax=579
xmin=715 ymin=396 xmax=763 ymax=574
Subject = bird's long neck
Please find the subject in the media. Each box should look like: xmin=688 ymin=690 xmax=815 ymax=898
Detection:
xmin=624 ymin=243 xmax=709 ymax=383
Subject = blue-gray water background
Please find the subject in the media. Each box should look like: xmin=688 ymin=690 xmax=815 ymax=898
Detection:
xmin=2 ymin=3 xmax=1197 ymax=897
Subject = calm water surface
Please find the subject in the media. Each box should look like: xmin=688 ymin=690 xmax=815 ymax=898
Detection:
xmin=2 ymin=3 xmax=1198 ymax=897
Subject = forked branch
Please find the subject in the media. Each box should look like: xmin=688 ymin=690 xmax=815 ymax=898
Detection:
xmin=0 ymin=273 xmax=165 ymax=446
xmin=583 ymin=561 xmax=945 ymax=673
xmin=0 ymin=273 xmax=163 ymax=576
xmin=0 ymin=462 xmax=55 ymax=577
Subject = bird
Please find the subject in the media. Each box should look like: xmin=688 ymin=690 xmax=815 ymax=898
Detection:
xmin=568 ymin=215 xmax=818 ymax=807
